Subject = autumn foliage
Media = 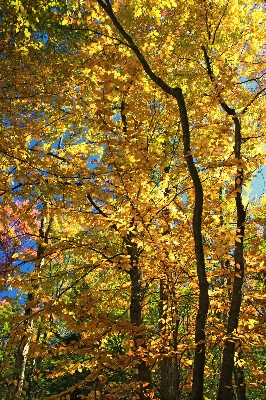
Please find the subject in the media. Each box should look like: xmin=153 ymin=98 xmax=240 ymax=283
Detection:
xmin=0 ymin=0 xmax=266 ymax=399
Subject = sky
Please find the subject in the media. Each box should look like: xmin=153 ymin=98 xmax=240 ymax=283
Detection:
xmin=250 ymin=166 xmax=266 ymax=199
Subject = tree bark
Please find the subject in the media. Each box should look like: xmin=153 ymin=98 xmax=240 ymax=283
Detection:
xmin=159 ymin=279 xmax=174 ymax=400
xmin=127 ymin=232 xmax=151 ymax=400
xmin=216 ymin=117 xmax=247 ymax=400
xmin=201 ymin=45 xmax=247 ymax=400
xmin=173 ymin=89 xmax=209 ymax=400
xmin=234 ymin=351 xmax=247 ymax=400
xmin=10 ymin=294 xmax=34 ymax=399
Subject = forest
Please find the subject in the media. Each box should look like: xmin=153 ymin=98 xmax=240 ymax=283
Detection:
xmin=0 ymin=0 xmax=266 ymax=399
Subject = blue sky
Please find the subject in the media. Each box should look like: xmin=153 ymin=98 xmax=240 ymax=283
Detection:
xmin=250 ymin=166 xmax=266 ymax=199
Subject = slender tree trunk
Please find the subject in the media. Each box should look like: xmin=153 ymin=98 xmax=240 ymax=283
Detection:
xmin=10 ymin=293 xmax=34 ymax=398
xmin=174 ymin=89 xmax=209 ymax=400
xmin=173 ymin=303 xmax=180 ymax=400
xmin=86 ymin=193 xmax=151 ymax=397
xmin=93 ymin=6 xmax=209 ymax=398
xmin=127 ymin=233 xmax=151 ymax=400
xmin=159 ymin=279 xmax=174 ymax=400
xmin=27 ymin=325 xmax=42 ymax=398
xmin=234 ymin=350 xmax=247 ymax=400
xmin=215 ymin=114 xmax=247 ymax=400
xmin=215 ymin=101 xmax=247 ymax=400
xmin=201 ymin=46 xmax=247 ymax=400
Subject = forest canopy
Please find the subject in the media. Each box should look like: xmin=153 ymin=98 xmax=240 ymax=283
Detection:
xmin=0 ymin=1 xmax=266 ymax=399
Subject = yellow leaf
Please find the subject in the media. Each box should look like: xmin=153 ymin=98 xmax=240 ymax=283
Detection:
xmin=24 ymin=28 xmax=31 ymax=38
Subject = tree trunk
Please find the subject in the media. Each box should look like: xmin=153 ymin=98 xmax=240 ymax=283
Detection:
xmin=234 ymin=355 xmax=248 ymax=400
xmin=201 ymin=46 xmax=247 ymax=400
xmin=10 ymin=293 xmax=34 ymax=398
xmin=216 ymin=108 xmax=247 ymax=400
xmin=127 ymin=233 xmax=151 ymax=400
xmin=173 ymin=311 xmax=180 ymax=400
xmin=174 ymin=89 xmax=209 ymax=400
xmin=96 ymin=4 xmax=209 ymax=398
xmin=159 ymin=279 xmax=174 ymax=400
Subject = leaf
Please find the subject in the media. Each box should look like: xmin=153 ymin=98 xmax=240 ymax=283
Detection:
xmin=24 ymin=28 xmax=31 ymax=38
xmin=2 ymin=1 xmax=266 ymax=398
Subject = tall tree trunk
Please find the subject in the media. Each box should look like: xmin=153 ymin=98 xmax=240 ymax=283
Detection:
xmin=173 ymin=316 xmax=180 ymax=400
xmin=234 ymin=348 xmax=247 ymax=400
xmin=159 ymin=279 xmax=174 ymax=400
xmin=201 ymin=45 xmax=247 ymax=400
xmin=10 ymin=293 xmax=34 ymax=398
xmin=159 ymin=276 xmax=180 ymax=400
xmin=86 ymin=193 xmax=152 ymax=397
xmin=216 ymin=117 xmax=247 ymax=400
xmin=127 ymin=232 xmax=151 ymax=400
xmin=174 ymin=89 xmax=209 ymax=400
xmin=27 ymin=325 xmax=43 ymax=398
xmin=92 ymin=6 xmax=209 ymax=398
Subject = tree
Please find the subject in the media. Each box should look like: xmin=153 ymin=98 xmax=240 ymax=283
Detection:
xmin=1 ymin=0 xmax=266 ymax=399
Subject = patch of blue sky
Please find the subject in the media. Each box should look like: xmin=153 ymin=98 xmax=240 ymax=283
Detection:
xmin=250 ymin=165 xmax=266 ymax=199
xmin=0 ymin=257 xmax=35 ymax=299
xmin=113 ymin=113 xmax=121 ymax=122
xmin=32 ymin=31 xmax=49 ymax=45
xmin=86 ymin=154 xmax=100 ymax=169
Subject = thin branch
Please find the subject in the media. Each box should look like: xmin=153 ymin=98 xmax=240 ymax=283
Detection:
xmin=212 ymin=0 xmax=230 ymax=45
xmin=86 ymin=193 xmax=109 ymax=218
xmin=242 ymin=87 xmax=266 ymax=114
xmin=69 ymin=26 xmax=131 ymax=48
xmin=97 ymin=0 xmax=178 ymax=97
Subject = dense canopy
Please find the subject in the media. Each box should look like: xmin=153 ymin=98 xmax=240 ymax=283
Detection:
xmin=0 ymin=1 xmax=266 ymax=399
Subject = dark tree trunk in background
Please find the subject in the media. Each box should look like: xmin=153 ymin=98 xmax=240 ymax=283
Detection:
xmin=159 ymin=279 xmax=174 ymax=400
xmin=127 ymin=233 xmax=151 ymax=400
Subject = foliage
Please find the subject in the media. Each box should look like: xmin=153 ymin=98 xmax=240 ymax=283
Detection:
xmin=0 ymin=0 xmax=266 ymax=399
